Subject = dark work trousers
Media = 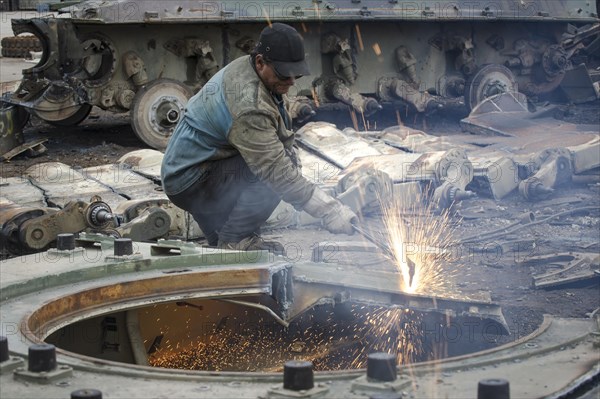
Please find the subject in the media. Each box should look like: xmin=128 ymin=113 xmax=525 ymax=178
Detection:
xmin=168 ymin=155 xmax=281 ymax=246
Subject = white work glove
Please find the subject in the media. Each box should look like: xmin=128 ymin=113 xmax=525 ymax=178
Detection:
xmin=303 ymin=187 xmax=358 ymax=235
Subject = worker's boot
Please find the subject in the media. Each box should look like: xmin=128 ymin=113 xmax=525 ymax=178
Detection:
xmin=218 ymin=234 xmax=286 ymax=256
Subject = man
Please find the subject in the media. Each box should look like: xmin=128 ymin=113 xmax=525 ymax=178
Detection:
xmin=161 ymin=23 xmax=357 ymax=253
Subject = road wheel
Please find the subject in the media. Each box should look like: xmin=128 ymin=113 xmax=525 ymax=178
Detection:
xmin=130 ymin=78 xmax=193 ymax=150
xmin=464 ymin=64 xmax=518 ymax=110
xmin=47 ymin=104 xmax=93 ymax=127
xmin=35 ymin=104 xmax=93 ymax=126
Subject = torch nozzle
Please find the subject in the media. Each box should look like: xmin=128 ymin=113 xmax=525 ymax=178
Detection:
xmin=406 ymin=256 xmax=416 ymax=288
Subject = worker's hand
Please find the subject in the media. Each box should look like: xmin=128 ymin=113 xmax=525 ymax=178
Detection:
xmin=303 ymin=187 xmax=358 ymax=235
xmin=322 ymin=203 xmax=357 ymax=235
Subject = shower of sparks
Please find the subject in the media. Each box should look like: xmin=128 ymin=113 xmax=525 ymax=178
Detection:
xmin=380 ymin=187 xmax=460 ymax=295
xmin=396 ymin=110 xmax=403 ymax=126
xmin=263 ymin=7 xmax=271 ymax=26
xmin=360 ymin=110 xmax=368 ymax=131
xmin=148 ymin=304 xmax=427 ymax=372
xmin=372 ymin=43 xmax=382 ymax=56
xmin=148 ymin=188 xmax=461 ymax=373
xmin=355 ymin=24 xmax=364 ymax=51
xmin=345 ymin=306 xmax=424 ymax=368
xmin=311 ymin=86 xmax=321 ymax=107
xmin=349 ymin=109 xmax=359 ymax=131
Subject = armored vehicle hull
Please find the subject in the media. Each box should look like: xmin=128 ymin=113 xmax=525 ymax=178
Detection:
xmin=4 ymin=0 xmax=599 ymax=149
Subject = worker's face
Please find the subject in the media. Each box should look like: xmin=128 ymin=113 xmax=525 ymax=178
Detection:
xmin=255 ymin=54 xmax=299 ymax=95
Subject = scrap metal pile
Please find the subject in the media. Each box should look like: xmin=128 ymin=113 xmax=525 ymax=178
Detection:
xmin=2 ymin=92 xmax=598 ymax=263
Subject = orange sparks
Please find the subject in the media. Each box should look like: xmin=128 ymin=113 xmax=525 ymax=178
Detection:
xmin=355 ymin=24 xmax=364 ymax=51
xmin=372 ymin=43 xmax=382 ymax=56
xmin=147 ymin=305 xmax=426 ymax=371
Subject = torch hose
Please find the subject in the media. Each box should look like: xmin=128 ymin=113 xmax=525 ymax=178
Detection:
xmin=351 ymin=222 xmax=395 ymax=260
xmin=351 ymin=222 xmax=416 ymax=287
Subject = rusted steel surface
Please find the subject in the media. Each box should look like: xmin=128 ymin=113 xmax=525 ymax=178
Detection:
xmin=291 ymin=263 xmax=508 ymax=333
xmin=26 ymin=265 xmax=276 ymax=337
xmin=1 ymin=235 xmax=598 ymax=398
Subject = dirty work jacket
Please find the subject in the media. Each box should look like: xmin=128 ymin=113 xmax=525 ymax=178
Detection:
xmin=161 ymin=55 xmax=315 ymax=209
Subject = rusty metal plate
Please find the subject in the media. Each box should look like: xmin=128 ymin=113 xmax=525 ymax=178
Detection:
xmin=0 ymin=138 xmax=47 ymax=162
xmin=529 ymin=253 xmax=600 ymax=289
xmin=26 ymin=266 xmax=276 ymax=337
xmin=291 ymin=263 xmax=508 ymax=334
xmin=461 ymin=95 xmax=599 ymax=154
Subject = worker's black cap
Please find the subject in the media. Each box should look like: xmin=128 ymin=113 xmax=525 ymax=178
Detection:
xmin=255 ymin=23 xmax=310 ymax=78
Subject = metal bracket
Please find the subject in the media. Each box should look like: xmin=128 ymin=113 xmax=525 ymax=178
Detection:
xmin=144 ymin=11 xmax=159 ymax=20
xmin=531 ymin=253 xmax=600 ymax=289
xmin=351 ymin=374 xmax=410 ymax=394
xmin=46 ymin=247 xmax=85 ymax=258
xmin=266 ymin=384 xmax=329 ymax=398
xmin=104 ymin=253 xmax=144 ymax=263
xmin=482 ymin=7 xmax=496 ymax=17
xmin=14 ymin=365 xmax=73 ymax=384
xmin=422 ymin=7 xmax=435 ymax=17
xmin=0 ymin=356 xmax=25 ymax=374
xmin=151 ymin=239 xmax=200 ymax=256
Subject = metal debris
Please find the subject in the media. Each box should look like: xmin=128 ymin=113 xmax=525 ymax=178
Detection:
xmin=529 ymin=252 xmax=600 ymax=289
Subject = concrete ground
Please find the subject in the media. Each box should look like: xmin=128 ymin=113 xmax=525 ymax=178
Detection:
xmin=1 ymin=57 xmax=32 ymax=84
xmin=0 ymin=10 xmax=55 ymax=85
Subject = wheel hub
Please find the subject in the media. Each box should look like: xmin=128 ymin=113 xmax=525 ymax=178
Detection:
xmin=130 ymin=79 xmax=193 ymax=150
xmin=151 ymin=96 xmax=184 ymax=133
xmin=484 ymin=80 xmax=508 ymax=97
xmin=464 ymin=64 xmax=518 ymax=110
